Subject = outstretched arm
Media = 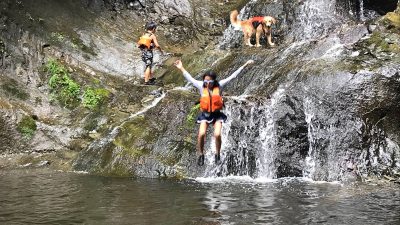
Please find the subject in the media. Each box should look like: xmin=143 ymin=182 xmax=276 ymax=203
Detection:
xmin=174 ymin=60 xmax=203 ymax=90
xmin=219 ymin=60 xmax=254 ymax=87
xmin=151 ymin=35 xmax=164 ymax=55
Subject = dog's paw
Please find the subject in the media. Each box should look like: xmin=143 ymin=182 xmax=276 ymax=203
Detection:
xmin=255 ymin=44 xmax=262 ymax=47
xmin=269 ymin=43 xmax=275 ymax=46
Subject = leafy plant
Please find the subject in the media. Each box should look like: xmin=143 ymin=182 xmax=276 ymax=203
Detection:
xmin=17 ymin=116 xmax=37 ymax=138
xmin=186 ymin=103 xmax=200 ymax=125
xmin=46 ymin=59 xmax=80 ymax=107
xmin=82 ymin=87 xmax=110 ymax=109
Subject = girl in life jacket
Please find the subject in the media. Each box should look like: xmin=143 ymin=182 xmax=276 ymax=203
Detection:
xmin=174 ymin=59 xmax=254 ymax=166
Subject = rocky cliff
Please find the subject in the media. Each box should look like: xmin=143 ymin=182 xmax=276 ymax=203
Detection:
xmin=0 ymin=0 xmax=399 ymax=183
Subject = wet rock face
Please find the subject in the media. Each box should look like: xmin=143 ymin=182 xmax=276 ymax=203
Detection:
xmin=214 ymin=0 xmax=400 ymax=181
xmin=274 ymin=95 xmax=309 ymax=177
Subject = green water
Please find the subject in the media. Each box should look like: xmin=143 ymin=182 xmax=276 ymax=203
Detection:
xmin=0 ymin=169 xmax=399 ymax=225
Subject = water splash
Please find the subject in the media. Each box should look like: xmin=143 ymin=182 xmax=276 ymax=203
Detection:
xmin=195 ymin=175 xmax=277 ymax=184
xmin=197 ymin=88 xmax=286 ymax=179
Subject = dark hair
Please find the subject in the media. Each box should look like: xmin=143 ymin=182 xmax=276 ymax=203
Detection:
xmin=146 ymin=21 xmax=157 ymax=31
xmin=202 ymin=70 xmax=219 ymax=88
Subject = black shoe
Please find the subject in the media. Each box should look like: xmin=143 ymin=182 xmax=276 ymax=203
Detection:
xmin=149 ymin=77 xmax=156 ymax=82
xmin=215 ymin=154 xmax=221 ymax=164
xmin=144 ymin=80 xmax=156 ymax=85
xmin=197 ymin=154 xmax=205 ymax=166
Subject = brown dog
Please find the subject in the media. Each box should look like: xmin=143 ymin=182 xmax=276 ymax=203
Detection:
xmin=230 ymin=10 xmax=276 ymax=47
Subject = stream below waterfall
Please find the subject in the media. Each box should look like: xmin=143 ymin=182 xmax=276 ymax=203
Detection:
xmin=1 ymin=169 xmax=399 ymax=225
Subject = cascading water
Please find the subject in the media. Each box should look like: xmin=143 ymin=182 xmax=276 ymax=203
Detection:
xmin=196 ymin=0 xmax=400 ymax=181
xmin=199 ymin=88 xmax=286 ymax=179
xmin=289 ymin=0 xmax=339 ymax=41
xmin=255 ymin=89 xmax=286 ymax=178
xmin=359 ymin=0 xmax=365 ymax=21
xmin=303 ymin=97 xmax=316 ymax=179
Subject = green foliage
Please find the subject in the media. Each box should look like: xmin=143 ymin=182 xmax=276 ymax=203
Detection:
xmin=186 ymin=104 xmax=200 ymax=125
xmin=17 ymin=116 xmax=37 ymax=138
xmin=45 ymin=59 xmax=110 ymax=109
xmin=82 ymin=87 xmax=110 ymax=109
xmin=46 ymin=59 xmax=80 ymax=107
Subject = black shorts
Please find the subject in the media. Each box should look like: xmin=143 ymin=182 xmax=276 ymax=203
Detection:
xmin=196 ymin=111 xmax=227 ymax=124
xmin=141 ymin=49 xmax=153 ymax=69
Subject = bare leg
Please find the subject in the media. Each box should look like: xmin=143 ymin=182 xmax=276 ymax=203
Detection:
xmin=198 ymin=122 xmax=209 ymax=155
xmin=214 ymin=121 xmax=222 ymax=155
xmin=144 ymin=66 xmax=151 ymax=82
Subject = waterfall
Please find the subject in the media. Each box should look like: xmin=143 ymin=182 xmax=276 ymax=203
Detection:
xmin=200 ymin=88 xmax=286 ymax=179
xmin=256 ymin=88 xmax=285 ymax=178
xmin=290 ymin=0 xmax=339 ymax=41
xmin=303 ymin=98 xmax=316 ymax=179
xmin=194 ymin=0 xmax=400 ymax=181
xmin=359 ymin=0 xmax=365 ymax=21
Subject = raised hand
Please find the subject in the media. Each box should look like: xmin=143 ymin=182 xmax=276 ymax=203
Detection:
xmin=245 ymin=59 xmax=255 ymax=66
xmin=174 ymin=59 xmax=184 ymax=70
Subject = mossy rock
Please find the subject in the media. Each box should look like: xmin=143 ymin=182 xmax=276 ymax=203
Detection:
xmin=113 ymin=116 xmax=155 ymax=158
xmin=1 ymin=78 xmax=30 ymax=100
xmin=160 ymin=50 xmax=229 ymax=85
xmin=385 ymin=12 xmax=400 ymax=28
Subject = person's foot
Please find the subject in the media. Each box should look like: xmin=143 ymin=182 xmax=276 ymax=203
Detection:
xmin=197 ymin=154 xmax=205 ymax=166
xmin=149 ymin=77 xmax=156 ymax=82
xmin=144 ymin=80 xmax=156 ymax=85
xmin=214 ymin=154 xmax=221 ymax=164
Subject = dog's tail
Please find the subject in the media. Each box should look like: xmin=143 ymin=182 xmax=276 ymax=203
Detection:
xmin=230 ymin=10 xmax=242 ymax=29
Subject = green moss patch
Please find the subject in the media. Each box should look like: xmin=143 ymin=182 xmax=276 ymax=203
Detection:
xmin=82 ymin=87 xmax=110 ymax=109
xmin=45 ymin=59 xmax=112 ymax=109
xmin=385 ymin=12 xmax=400 ymax=28
xmin=186 ymin=103 xmax=200 ymax=127
xmin=46 ymin=59 xmax=81 ymax=108
xmin=17 ymin=115 xmax=37 ymax=138
xmin=113 ymin=116 xmax=155 ymax=159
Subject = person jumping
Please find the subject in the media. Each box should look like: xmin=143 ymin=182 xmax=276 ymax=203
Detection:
xmin=174 ymin=59 xmax=254 ymax=166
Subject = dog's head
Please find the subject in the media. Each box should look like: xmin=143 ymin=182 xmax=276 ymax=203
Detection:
xmin=263 ymin=16 xmax=276 ymax=28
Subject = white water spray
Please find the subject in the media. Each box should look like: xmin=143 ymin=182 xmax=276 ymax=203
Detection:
xmin=303 ymin=97 xmax=316 ymax=179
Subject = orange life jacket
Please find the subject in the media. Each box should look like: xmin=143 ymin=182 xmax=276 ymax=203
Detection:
xmin=251 ymin=16 xmax=264 ymax=23
xmin=200 ymin=87 xmax=224 ymax=113
xmin=137 ymin=33 xmax=153 ymax=49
